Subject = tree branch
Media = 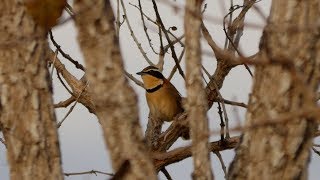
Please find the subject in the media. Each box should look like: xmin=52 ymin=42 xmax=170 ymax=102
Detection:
xmin=153 ymin=136 xmax=239 ymax=171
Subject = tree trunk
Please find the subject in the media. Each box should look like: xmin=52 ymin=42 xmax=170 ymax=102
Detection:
xmin=73 ymin=0 xmax=156 ymax=179
xmin=185 ymin=0 xmax=213 ymax=179
xmin=228 ymin=1 xmax=320 ymax=180
xmin=0 ymin=1 xmax=63 ymax=180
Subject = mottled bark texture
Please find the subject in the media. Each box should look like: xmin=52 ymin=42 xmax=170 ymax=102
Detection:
xmin=145 ymin=116 xmax=163 ymax=151
xmin=73 ymin=0 xmax=156 ymax=179
xmin=184 ymin=0 xmax=213 ymax=179
xmin=0 ymin=1 xmax=63 ymax=180
xmin=228 ymin=1 xmax=320 ymax=180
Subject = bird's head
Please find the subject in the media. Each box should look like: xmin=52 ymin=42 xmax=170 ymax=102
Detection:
xmin=137 ymin=66 xmax=165 ymax=90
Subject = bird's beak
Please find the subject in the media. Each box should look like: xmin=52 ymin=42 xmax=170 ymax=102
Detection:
xmin=136 ymin=71 xmax=145 ymax=75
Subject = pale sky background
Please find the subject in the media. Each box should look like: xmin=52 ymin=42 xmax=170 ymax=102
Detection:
xmin=1 ymin=0 xmax=320 ymax=180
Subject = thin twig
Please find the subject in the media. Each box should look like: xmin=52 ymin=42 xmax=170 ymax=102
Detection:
xmin=64 ymin=170 xmax=114 ymax=177
xmin=224 ymin=0 xmax=234 ymax=49
xmin=161 ymin=168 xmax=173 ymax=180
xmin=124 ymin=71 xmax=144 ymax=88
xmin=165 ymin=32 xmax=185 ymax=50
xmin=157 ymin=26 xmax=165 ymax=71
xmin=202 ymin=68 xmax=226 ymax=141
xmin=57 ymin=70 xmax=74 ymax=97
xmin=57 ymin=83 xmax=89 ymax=128
xmin=129 ymin=2 xmax=157 ymax=25
xmin=120 ymin=0 xmax=155 ymax=66
xmin=138 ymin=0 xmax=158 ymax=54
xmin=0 ymin=137 xmax=6 ymax=148
xmin=217 ymin=102 xmax=225 ymax=141
xmin=213 ymin=82 xmax=230 ymax=139
xmin=214 ymin=151 xmax=227 ymax=178
xmin=49 ymin=30 xmax=85 ymax=71
xmin=151 ymin=0 xmax=185 ymax=79
xmin=128 ymin=1 xmax=165 ymax=69
xmin=65 ymin=3 xmax=75 ymax=18
xmin=201 ymin=68 xmax=227 ymax=141
xmin=50 ymin=49 xmax=58 ymax=79
xmin=312 ymin=147 xmax=320 ymax=157
xmin=54 ymin=97 xmax=75 ymax=108
xmin=223 ymin=1 xmax=256 ymax=77
xmin=214 ymin=98 xmax=247 ymax=108
xmin=158 ymin=0 xmax=266 ymax=30
xmin=202 ymin=66 xmax=230 ymax=138
xmin=167 ymin=47 xmax=185 ymax=81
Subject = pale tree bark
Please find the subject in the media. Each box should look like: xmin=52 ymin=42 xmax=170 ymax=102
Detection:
xmin=228 ymin=1 xmax=320 ymax=180
xmin=184 ymin=0 xmax=213 ymax=179
xmin=73 ymin=0 xmax=156 ymax=179
xmin=0 ymin=1 xmax=63 ymax=180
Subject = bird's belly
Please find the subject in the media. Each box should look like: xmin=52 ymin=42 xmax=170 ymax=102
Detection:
xmin=148 ymin=95 xmax=178 ymax=122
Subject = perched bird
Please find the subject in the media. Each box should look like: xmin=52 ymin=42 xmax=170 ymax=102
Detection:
xmin=137 ymin=66 xmax=183 ymax=122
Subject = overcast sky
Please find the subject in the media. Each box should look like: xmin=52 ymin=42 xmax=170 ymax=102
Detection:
xmin=1 ymin=0 xmax=319 ymax=180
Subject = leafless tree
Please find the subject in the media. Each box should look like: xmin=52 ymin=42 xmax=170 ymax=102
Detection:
xmin=0 ymin=0 xmax=319 ymax=180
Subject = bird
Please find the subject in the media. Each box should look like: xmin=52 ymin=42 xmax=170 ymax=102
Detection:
xmin=136 ymin=66 xmax=183 ymax=123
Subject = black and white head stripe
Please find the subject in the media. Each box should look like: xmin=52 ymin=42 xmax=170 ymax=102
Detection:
xmin=141 ymin=66 xmax=164 ymax=79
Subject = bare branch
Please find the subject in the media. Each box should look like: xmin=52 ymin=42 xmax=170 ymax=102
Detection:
xmin=185 ymin=0 xmax=212 ymax=177
xmin=54 ymin=97 xmax=75 ymax=108
xmin=167 ymin=47 xmax=185 ymax=81
xmin=47 ymin=50 xmax=96 ymax=113
xmin=73 ymin=1 xmax=156 ymax=178
xmin=152 ymin=0 xmax=185 ymax=79
xmin=57 ymin=83 xmax=89 ymax=128
xmin=124 ymin=71 xmax=144 ymax=88
xmin=202 ymin=65 xmax=230 ymax=139
xmin=160 ymin=168 xmax=173 ymax=180
xmin=49 ymin=30 xmax=85 ymax=71
xmin=64 ymin=3 xmax=75 ymax=18
xmin=153 ymin=136 xmax=240 ymax=171
xmin=213 ymin=98 xmax=247 ymax=108
xmin=222 ymin=1 xmax=256 ymax=76
xmin=120 ymin=0 xmax=155 ymax=66
xmin=64 ymin=170 xmax=114 ymax=177
xmin=312 ymin=147 xmax=320 ymax=157
xmin=215 ymin=151 xmax=227 ymax=178
xmin=137 ymin=0 xmax=158 ymax=54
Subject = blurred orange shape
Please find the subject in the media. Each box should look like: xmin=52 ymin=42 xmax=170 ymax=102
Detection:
xmin=25 ymin=0 xmax=67 ymax=31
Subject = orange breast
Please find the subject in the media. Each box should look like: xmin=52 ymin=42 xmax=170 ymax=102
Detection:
xmin=146 ymin=82 xmax=183 ymax=121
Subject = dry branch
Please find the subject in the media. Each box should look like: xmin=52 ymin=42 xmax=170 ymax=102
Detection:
xmin=120 ymin=0 xmax=155 ymax=66
xmin=73 ymin=0 xmax=156 ymax=179
xmin=184 ymin=0 xmax=213 ymax=178
xmin=46 ymin=50 xmax=96 ymax=113
xmin=64 ymin=170 xmax=113 ymax=177
xmin=153 ymin=136 xmax=239 ymax=171
xmin=152 ymin=0 xmax=185 ymax=79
